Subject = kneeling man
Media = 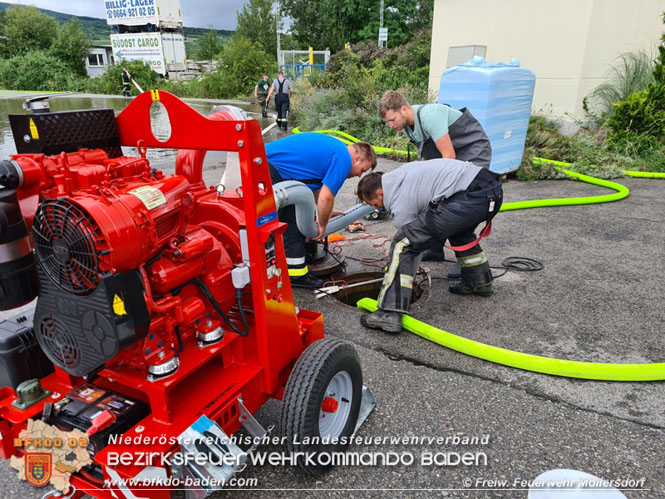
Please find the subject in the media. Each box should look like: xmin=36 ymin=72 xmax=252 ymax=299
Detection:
xmin=357 ymin=159 xmax=502 ymax=333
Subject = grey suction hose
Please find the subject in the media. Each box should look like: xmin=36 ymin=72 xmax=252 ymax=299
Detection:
xmin=273 ymin=180 xmax=375 ymax=238
xmin=324 ymin=203 xmax=376 ymax=236
xmin=272 ymin=181 xmax=318 ymax=238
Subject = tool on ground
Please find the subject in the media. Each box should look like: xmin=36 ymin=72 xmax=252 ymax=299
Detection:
xmin=327 ymin=232 xmax=346 ymax=242
xmin=315 ymin=278 xmax=384 ymax=299
xmin=347 ymin=221 xmax=365 ymax=233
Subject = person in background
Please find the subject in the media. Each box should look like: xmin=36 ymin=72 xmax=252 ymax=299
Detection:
xmin=356 ymin=159 xmax=502 ymax=333
xmin=266 ymin=133 xmax=377 ymax=288
xmin=378 ymin=90 xmax=493 ymax=273
xmin=121 ymin=67 xmax=132 ymax=97
xmin=266 ymin=71 xmax=293 ymax=130
xmin=254 ymin=73 xmax=271 ymax=118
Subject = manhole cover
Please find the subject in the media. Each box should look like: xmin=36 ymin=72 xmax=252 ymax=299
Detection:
xmin=329 ymin=271 xmax=428 ymax=309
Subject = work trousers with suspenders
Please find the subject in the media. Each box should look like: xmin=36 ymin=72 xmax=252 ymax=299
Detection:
xmin=274 ymin=80 xmax=290 ymax=129
xmin=269 ymin=164 xmax=321 ymax=278
xmin=415 ymin=106 xmax=492 ymax=168
xmin=377 ymin=169 xmax=503 ymax=313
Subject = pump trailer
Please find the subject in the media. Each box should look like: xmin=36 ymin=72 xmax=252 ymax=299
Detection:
xmin=0 ymin=91 xmax=374 ymax=498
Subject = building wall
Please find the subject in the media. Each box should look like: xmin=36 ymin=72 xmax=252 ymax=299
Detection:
xmin=429 ymin=0 xmax=665 ymax=119
xmin=85 ymin=47 xmax=113 ymax=78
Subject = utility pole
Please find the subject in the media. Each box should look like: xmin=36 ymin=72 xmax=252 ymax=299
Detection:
xmin=378 ymin=0 xmax=387 ymax=48
xmin=275 ymin=1 xmax=281 ymax=69
xmin=380 ymin=0 xmax=384 ymax=32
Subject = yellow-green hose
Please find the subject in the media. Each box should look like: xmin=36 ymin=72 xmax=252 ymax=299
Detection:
xmin=292 ymin=127 xmax=665 ymax=182
xmin=357 ymin=298 xmax=665 ymax=381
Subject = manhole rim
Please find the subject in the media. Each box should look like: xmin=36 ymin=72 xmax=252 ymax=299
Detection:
xmin=326 ymin=271 xmax=430 ymax=311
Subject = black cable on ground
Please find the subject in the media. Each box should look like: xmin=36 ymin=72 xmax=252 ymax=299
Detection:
xmin=428 ymin=256 xmax=544 ymax=282
xmin=501 ymin=256 xmax=544 ymax=272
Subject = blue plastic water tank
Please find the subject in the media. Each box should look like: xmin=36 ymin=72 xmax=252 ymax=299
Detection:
xmin=438 ymin=57 xmax=535 ymax=174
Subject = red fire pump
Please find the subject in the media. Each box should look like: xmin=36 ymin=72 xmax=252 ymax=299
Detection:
xmin=0 ymin=91 xmax=374 ymax=498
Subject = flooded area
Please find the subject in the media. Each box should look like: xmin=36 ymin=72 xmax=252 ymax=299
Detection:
xmin=0 ymin=93 xmax=285 ymax=175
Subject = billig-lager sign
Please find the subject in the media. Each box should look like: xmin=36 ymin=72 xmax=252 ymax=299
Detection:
xmin=106 ymin=0 xmax=157 ymax=25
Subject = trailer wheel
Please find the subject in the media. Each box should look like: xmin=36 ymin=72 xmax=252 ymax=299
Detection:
xmin=281 ymin=338 xmax=362 ymax=474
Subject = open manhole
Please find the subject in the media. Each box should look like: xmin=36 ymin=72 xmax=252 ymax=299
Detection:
xmin=327 ymin=271 xmax=429 ymax=309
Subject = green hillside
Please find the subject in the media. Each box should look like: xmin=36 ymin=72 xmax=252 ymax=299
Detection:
xmin=0 ymin=2 xmax=233 ymax=53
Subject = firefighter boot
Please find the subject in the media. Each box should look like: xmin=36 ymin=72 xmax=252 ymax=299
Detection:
xmin=291 ymin=273 xmax=324 ymax=289
xmin=448 ymin=259 xmax=493 ymax=297
xmin=447 ymin=261 xmax=462 ymax=279
xmin=360 ymin=309 xmax=402 ymax=334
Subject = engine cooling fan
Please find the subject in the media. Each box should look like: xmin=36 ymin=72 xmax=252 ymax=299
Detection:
xmin=38 ymin=316 xmax=81 ymax=371
xmin=32 ymin=199 xmax=105 ymax=294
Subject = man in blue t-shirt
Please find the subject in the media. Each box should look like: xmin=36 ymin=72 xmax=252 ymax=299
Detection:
xmin=266 ymin=133 xmax=377 ymax=288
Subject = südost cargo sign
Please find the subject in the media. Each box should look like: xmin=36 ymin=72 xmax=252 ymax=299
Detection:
xmin=111 ymin=33 xmax=165 ymax=75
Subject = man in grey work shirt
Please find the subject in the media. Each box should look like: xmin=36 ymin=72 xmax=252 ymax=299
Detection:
xmin=267 ymin=71 xmax=293 ymax=130
xmin=356 ymin=159 xmax=502 ymax=333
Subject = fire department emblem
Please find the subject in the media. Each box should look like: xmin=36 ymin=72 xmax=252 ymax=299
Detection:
xmin=25 ymin=453 xmax=52 ymax=486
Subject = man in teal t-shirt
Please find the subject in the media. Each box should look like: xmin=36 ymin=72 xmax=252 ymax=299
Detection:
xmin=378 ymin=90 xmax=491 ymax=168
xmin=379 ymin=90 xmax=493 ymax=269
xmin=254 ymin=73 xmax=271 ymax=117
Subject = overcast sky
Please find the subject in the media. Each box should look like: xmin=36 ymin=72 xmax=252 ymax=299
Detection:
xmin=5 ymin=0 xmax=248 ymax=30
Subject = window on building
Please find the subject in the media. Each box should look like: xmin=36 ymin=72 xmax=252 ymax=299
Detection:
xmin=88 ymin=54 xmax=105 ymax=67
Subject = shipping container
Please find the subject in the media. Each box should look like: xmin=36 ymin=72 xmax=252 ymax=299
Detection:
xmin=162 ymin=32 xmax=187 ymax=72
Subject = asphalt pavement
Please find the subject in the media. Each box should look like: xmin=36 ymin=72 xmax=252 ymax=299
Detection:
xmin=0 ymin=155 xmax=663 ymax=498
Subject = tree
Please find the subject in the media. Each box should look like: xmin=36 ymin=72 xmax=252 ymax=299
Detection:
xmin=197 ymin=28 xmax=222 ymax=60
xmin=407 ymin=0 xmax=434 ymax=33
xmin=0 ymin=11 xmax=6 ymax=57
xmin=84 ymin=60 xmax=160 ymax=96
xmin=205 ymin=36 xmax=276 ymax=98
xmin=281 ymin=0 xmax=366 ymax=51
xmin=2 ymin=5 xmax=57 ymax=57
xmin=281 ymin=0 xmax=432 ymax=51
xmin=0 ymin=51 xmax=80 ymax=91
xmin=235 ymin=0 xmax=277 ymax=58
xmin=50 ymin=19 xmax=92 ymax=77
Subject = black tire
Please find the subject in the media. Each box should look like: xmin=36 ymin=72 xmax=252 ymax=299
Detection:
xmin=280 ymin=338 xmax=363 ymax=475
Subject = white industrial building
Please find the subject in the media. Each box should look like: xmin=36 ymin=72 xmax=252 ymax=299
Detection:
xmin=429 ymin=0 xmax=665 ymax=120
xmin=85 ymin=44 xmax=115 ymax=78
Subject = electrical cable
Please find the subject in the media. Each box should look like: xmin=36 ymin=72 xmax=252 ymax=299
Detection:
xmin=234 ymin=288 xmax=250 ymax=337
xmin=323 ymin=238 xmax=348 ymax=271
xmin=173 ymin=279 xmax=248 ymax=337
xmin=500 ymin=256 xmax=544 ymax=272
xmin=174 ymin=325 xmax=184 ymax=355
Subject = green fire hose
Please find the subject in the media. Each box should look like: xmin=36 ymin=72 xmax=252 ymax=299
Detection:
xmin=356 ymin=297 xmax=665 ymax=381
xmin=291 ymin=128 xmax=665 ymax=381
